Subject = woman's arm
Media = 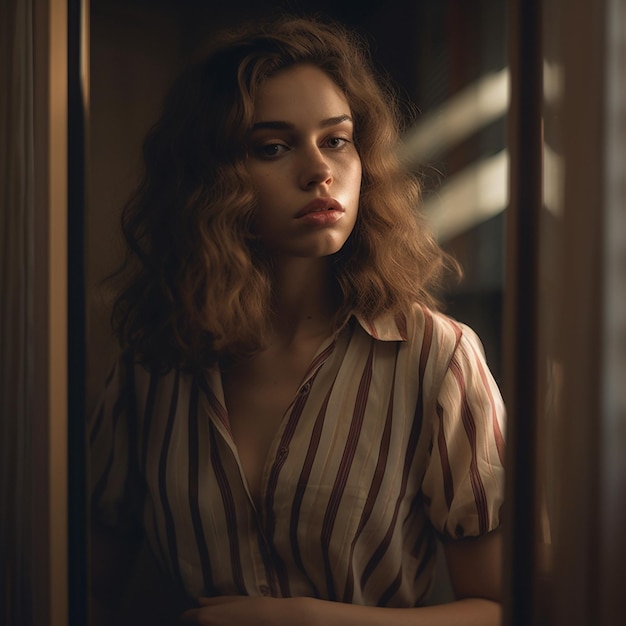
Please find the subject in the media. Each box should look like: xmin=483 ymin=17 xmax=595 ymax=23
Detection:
xmin=178 ymin=530 xmax=503 ymax=626
xmin=444 ymin=527 xmax=502 ymax=604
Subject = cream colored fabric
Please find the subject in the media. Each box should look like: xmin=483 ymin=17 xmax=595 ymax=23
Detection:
xmin=90 ymin=305 xmax=505 ymax=607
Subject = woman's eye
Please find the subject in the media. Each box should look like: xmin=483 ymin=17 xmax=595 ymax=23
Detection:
xmin=326 ymin=137 xmax=349 ymax=149
xmin=257 ymin=143 xmax=288 ymax=158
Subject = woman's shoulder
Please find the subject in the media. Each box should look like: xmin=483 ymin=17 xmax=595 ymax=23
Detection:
xmin=403 ymin=303 xmax=472 ymax=345
xmin=399 ymin=303 xmax=489 ymax=371
xmin=358 ymin=303 xmax=483 ymax=360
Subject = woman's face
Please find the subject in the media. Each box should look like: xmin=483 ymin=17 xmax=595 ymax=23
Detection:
xmin=246 ymin=64 xmax=362 ymax=260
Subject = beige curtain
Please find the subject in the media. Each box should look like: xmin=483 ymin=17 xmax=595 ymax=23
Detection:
xmin=0 ymin=0 xmax=36 ymax=624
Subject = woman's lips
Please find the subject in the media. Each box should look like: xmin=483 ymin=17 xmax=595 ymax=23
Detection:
xmin=294 ymin=197 xmax=343 ymax=218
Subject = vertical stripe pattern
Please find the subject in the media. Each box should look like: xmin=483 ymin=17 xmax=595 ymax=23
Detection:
xmin=89 ymin=305 xmax=506 ymax=607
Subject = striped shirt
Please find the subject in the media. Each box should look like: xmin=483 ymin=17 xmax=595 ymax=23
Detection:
xmin=89 ymin=304 xmax=505 ymax=607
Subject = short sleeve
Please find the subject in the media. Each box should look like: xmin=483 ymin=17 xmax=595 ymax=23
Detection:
xmin=422 ymin=324 xmax=506 ymax=540
xmin=88 ymin=354 xmax=144 ymax=538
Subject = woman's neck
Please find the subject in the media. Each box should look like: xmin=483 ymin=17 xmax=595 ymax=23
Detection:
xmin=268 ymin=257 xmax=340 ymax=346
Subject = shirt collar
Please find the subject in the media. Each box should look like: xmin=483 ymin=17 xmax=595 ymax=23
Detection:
xmin=352 ymin=310 xmax=408 ymax=342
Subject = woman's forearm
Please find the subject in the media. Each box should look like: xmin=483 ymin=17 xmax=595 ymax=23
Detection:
xmin=181 ymin=594 xmax=500 ymax=625
xmin=296 ymin=596 xmax=501 ymax=626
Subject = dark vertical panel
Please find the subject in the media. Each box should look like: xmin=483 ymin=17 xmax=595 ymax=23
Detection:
xmin=552 ymin=1 xmax=606 ymax=624
xmin=0 ymin=0 xmax=36 ymax=623
xmin=599 ymin=6 xmax=626 ymax=624
xmin=598 ymin=0 xmax=626 ymax=616
xmin=503 ymin=0 xmax=543 ymax=625
xmin=32 ymin=1 xmax=52 ymax=623
xmin=68 ymin=0 xmax=87 ymax=623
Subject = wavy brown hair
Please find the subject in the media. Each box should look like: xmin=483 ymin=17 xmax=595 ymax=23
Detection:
xmin=111 ymin=15 xmax=457 ymax=371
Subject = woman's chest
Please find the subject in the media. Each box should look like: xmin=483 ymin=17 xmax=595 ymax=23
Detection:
xmin=137 ymin=342 xmax=429 ymax=525
xmin=131 ymin=339 xmax=432 ymax=597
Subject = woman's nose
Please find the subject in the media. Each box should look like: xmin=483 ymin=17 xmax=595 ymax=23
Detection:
xmin=298 ymin=146 xmax=332 ymax=189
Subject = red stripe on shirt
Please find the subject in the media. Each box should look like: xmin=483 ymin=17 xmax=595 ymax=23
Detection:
xmin=209 ymin=425 xmax=247 ymax=594
xmin=450 ymin=357 xmax=489 ymax=535
xmin=188 ymin=376 xmax=216 ymax=595
xmin=158 ymin=368 xmax=185 ymax=594
xmin=322 ymin=343 xmax=374 ymax=599
xmin=360 ymin=319 xmax=432 ymax=590
xmin=342 ymin=343 xmax=398 ymax=603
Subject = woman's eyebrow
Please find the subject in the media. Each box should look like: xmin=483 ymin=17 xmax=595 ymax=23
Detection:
xmin=250 ymin=115 xmax=353 ymax=132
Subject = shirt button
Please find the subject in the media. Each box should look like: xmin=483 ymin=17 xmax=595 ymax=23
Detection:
xmin=299 ymin=381 xmax=311 ymax=395
xmin=277 ymin=446 xmax=289 ymax=461
xmin=259 ymin=584 xmax=270 ymax=596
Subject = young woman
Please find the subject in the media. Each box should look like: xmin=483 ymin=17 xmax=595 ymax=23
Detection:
xmin=89 ymin=16 xmax=506 ymax=626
